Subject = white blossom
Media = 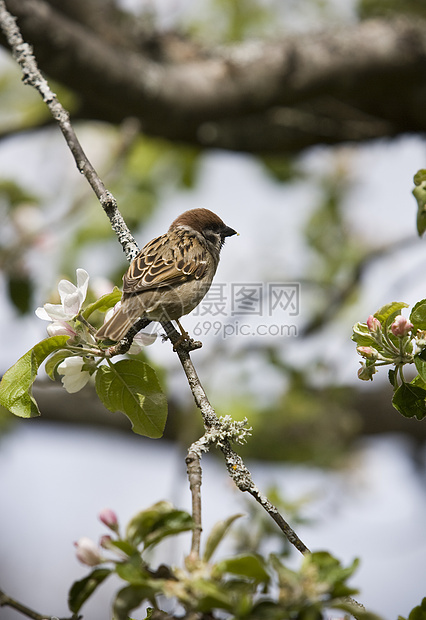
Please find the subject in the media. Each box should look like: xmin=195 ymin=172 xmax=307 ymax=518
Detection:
xmin=74 ymin=537 xmax=103 ymax=566
xmin=36 ymin=268 xmax=89 ymax=335
xmin=129 ymin=331 xmax=157 ymax=353
xmin=57 ymin=356 xmax=90 ymax=393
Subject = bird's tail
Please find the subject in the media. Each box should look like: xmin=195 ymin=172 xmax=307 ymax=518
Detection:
xmin=96 ymin=306 xmax=148 ymax=342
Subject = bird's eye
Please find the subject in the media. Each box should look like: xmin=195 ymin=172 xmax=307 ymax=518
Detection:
xmin=203 ymin=230 xmax=219 ymax=243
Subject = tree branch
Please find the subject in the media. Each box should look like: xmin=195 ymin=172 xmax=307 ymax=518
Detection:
xmin=0 ymin=588 xmax=76 ymax=620
xmin=0 ymin=0 xmax=310 ymax=557
xmin=186 ymin=449 xmax=203 ymax=559
xmin=3 ymin=0 xmax=426 ymax=153
xmin=0 ymin=589 xmax=46 ymax=620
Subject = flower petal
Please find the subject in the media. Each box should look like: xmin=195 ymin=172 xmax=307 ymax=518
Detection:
xmin=57 ymin=269 xmax=90 ymax=317
xmin=61 ymin=371 xmax=90 ymax=394
xmin=40 ymin=302 xmax=69 ymax=321
xmin=62 ymin=290 xmax=82 ymax=318
xmin=129 ymin=332 xmax=157 ymax=354
xmin=58 ymin=356 xmax=85 ymax=372
xmin=74 ymin=537 xmax=103 ymax=566
xmin=58 ymin=279 xmax=77 ymax=301
xmin=47 ymin=321 xmax=76 ymax=337
xmin=76 ymin=268 xmax=89 ymax=302
xmin=57 ymin=356 xmax=90 ymax=393
xmin=35 ymin=306 xmax=52 ymax=321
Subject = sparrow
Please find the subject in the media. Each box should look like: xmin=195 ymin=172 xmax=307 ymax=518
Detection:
xmin=96 ymin=208 xmax=237 ymax=342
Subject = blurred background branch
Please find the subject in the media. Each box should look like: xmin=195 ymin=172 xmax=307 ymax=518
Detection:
xmin=2 ymin=0 xmax=426 ymax=153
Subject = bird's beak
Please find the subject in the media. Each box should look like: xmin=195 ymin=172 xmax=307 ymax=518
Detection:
xmin=223 ymin=226 xmax=238 ymax=238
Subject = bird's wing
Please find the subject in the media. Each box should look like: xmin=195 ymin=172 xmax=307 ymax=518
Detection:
xmin=123 ymin=231 xmax=209 ymax=294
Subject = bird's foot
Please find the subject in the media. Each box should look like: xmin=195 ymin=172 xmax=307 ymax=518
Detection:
xmin=174 ymin=336 xmax=203 ymax=352
xmin=173 ymin=319 xmax=203 ymax=351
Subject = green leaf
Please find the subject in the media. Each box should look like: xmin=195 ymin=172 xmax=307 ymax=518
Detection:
xmin=374 ymin=302 xmax=409 ymax=326
xmin=351 ymin=322 xmax=376 ymax=348
xmin=95 ymin=360 xmax=167 ymax=438
xmin=7 ymin=273 xmax=33 ymax=314
xmin=109 ymin=539 xmax=138 ymax=557
xmin=388 ymin=368 xmax=397 ymax=388
xmin=193 ymin=579 xmax=234 ymax=613
xmin=203 ymin=513 xmax=243 ymax=562
xmin=408 ymin=597 xmax=426 ymax=620
xmin=413 ymin=178 xmax=426 ymax=236
xmin=0 ymin=336 xmax=70 ymax=417
xmin=303 ymin=552 xmax=359 ymax=599
xmin=126 ymin=501 xmax=193 ymax=549
xmin=412 ymin=374 xmax=426 ymax=390
xmin=113 ymin=584 xmax=158 ymax=620
xmin=68 ymin=568 xmax=112 ymax=613
xmin=0 ymin=179 xmax=39 ymax=206
xmin=305 ymin=551 xmax=358 ymax=582
xmin=213 ymin=554 xmax=270 ymax=584
xmin=414 ymin=170 xmax=426 ymax=186
xmin=115 ymin=555 xmax=150 ymax=585
xmin=392 ymin=382 xmax=426 ymax=420
xmin=415 ymin=356 xmax=426 ymax=383
xmin=247 ymin=600 xmax=292 ymax=619
xmin=410 ymin=300 xmax=426 ymax=330
xmin=45 ymin=349 xmax=73 ymax=380
xmin=82 ymin=287 xmax=122 ymax=319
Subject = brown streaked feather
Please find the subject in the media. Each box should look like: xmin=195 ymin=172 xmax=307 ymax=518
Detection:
xmin=123 ymin=230 xmax=209 ymax=295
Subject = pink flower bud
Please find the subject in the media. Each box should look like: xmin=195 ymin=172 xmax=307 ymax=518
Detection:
xmin=367 ymin=315 xmax=381 ymax=333
xmin=99 ymin=534 xmax=114 ymax=549
xmin=391 ymin=315 xmax=413 ymax=338
xmin=46 ymin=321 xmax=77 ymax=338
xmin=74 ymin=537 xmax=102 ymax=566
xmin=99 ymin=508 xmax=119 ymax=532
xmin=357 ymin=346 xmax=378 ymax=360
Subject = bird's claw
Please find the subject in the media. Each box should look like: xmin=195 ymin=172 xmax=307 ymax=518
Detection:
xmin=173 ymin=335 xmax=203 ymax=352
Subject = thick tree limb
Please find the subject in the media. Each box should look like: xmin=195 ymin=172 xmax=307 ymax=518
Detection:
xmin=3 ymin=0 xmax=426 ymax=153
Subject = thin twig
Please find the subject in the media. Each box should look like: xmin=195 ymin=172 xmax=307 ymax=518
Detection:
xmin=0 ymin=588 xmax=52 ymax=620
xmin=186 ymin=449 xmax=203 ymax=559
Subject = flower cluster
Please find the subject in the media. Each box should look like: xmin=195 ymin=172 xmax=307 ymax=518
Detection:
xmin=35 ymin=269 xmax=155 ymax=393
xmin=352 ymin=307 xmax=416 ymax=382
xmin=352 ymin=300 xmax=426 ymax=420
xmin=74 ymin=508 xmax=121 ymax=566
xmin=70 ymin=504 xmax=366 ymax=620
